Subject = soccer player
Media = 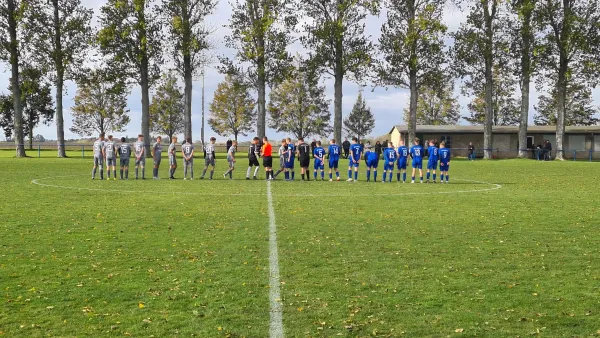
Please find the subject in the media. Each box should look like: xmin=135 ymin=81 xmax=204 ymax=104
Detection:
xmin=313 ymin=141 xmax=325 ymax=181
xmin=201 ymin=137 xmax=217 ymax=180
xmin=168 ymin=136 xmax=178 ymax=179
xmin=365 ymin=145 xmax=379 ymax=182
xmin=439 ymin=142 xmax=451 ymax=183
xmin=284 ymin=137 xmax=296 ymax=181
xmin=134 ymin=134 xmax=146 ymax=180
xmin=182 ymin=137 xmax=194 ymax=180
xmin=104 ymin=135 xmax=117 ymax=180
xmin=410 ymin=137 xmax=424 ymax=183
xmin=262 ymin=136 xmax=273 ymax=180
xmin=297 ymin=137 xmax=311 ymax=181
xmin=382 ymin=142 xmax=396 ymax=183
xmin=273 ymin=139 xmax=287 ymax=179
xmin=92 ymin=133 xmax=106 ymax=180
xmin=118 ymin=137 xmax=132 ymax=180
xmin=426 ymin=140 xmax=439 ymax=183
xmin=246 ymin=137 xmax=261 ymax=180
xmin=152 ymin=136 xmax=163 ymax=179
xmin=224 ymin=140 xmax=237 ymax=179
xmin=327 ymin=139 xmax=341 ymax=181
xmin=396 ymin=139 xmax=409 ymax=183
xmin=347 ymin=137 xmax=362 ymax=182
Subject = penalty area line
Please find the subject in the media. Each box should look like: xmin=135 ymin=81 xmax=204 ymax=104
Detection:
xmin=267 ymin=180 xmax=284 ymax=338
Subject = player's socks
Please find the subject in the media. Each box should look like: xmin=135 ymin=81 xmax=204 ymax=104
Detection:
xmin=107 ymin=170 xmax=111 ymax=179
xmin=92 ymin=167 xmax=97 ymax=179
xmin=354 ymin=171 xmax=358 ymax=180
xmin=366 ymin=170 xmax=371 ymax=181
xmin=396 ymin=173 xmax=400 ymax=181
xmin=114 ymin=170 xmax=117 ymax=179
xmin=100 ymin=168 xmax=104 ymax=180
xmin=120 ymin=169 xmax=123 ymax=179
xmin=374 ymin=171 xmax=378 ymax=181
xmin=446 ymin=175 xmax=449 ymax=182
xmin=433 ymin=174 xmax=436 ymax=181
xmin=389 ymin=174 xmax=393 ymax=182
xmin=348 ymin=170 xmax=352 ymax=179
xmin=284 ymin=172 xmax=289 ymax=180
xmin=336 ymin=171 xmax=339 ymax=178
xmin=440 ymin=174 xmax=444 ymax=182
xmin=254 ymin=167 xmax=260 ymax=177
xmin=202 ymin=168 xmax=207 ymax=178
xmin=426 ymin=172 xmax=431 ymax=180
xmin=321 ymin=172 xmax=324 ymax=179
xmin=314 ymin=172 xmax=317 ymax=180
xmin=142 ymin=168 xmax=145 ymax=179
xmin=382 ymin=172 xmax=386 ymax=182
xmin=329 ymin=173 xmax=332 ymax=180
xmin=403 ymin=173 xmax=406 ymax=182
xmin=246 ymin=167 xmax=252 ymax=178
xmin=291 ymin=171 xmax=295 ymax=180
xmin=210 ymin=170 xmax=214 ymax=179
xmin=229 ymin=171 xmax=232 ymax=179
xmin=420 ymin=176 xmax=423 ymax=182
xmin=125 ymin=170 xmax=129 ymax=179
xmin=274 ymin=169 xmax=281 ymax=178
xmin=412 ymin=176 xmax=415 ymax=181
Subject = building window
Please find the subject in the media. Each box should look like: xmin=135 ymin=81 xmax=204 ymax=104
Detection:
xmin=441 ymin=135 xmax=452 ymax=148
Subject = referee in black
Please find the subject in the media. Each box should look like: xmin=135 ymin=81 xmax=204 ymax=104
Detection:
xmin=297 ymin=137 xmax=311 ymax=181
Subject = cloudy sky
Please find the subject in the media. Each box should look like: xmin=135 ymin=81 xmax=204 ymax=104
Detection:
xmin=1 ymin=0 xmax=598 ymax=142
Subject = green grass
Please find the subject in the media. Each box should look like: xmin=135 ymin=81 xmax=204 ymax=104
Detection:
xmin=0 ymin=156 xmax=599 ymax=337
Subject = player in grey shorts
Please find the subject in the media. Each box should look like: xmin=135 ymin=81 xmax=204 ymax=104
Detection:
xmin=118 ymin=137 xmax=132 ymax=179
xmin=201 ymin=137 xmax=217 ymax=179
xmin=182 ymin=137 xmax=194 ymax=180
xmin=223 ymin=140 xmax=237 ymax=179
xmin=168 ymin=136 xmax=178 ymax=179
xmin=152 ymin=136 xmax=163 ymax=179
xmin=104 ymin=135 xmax=117 ymax=180
xmin=273 ymin=138 xmax=287 ymax=179
xmin=92 ymin=133 xmax=106 ymax=180
xmin=134 ymin=134 xmax=146 ymax=179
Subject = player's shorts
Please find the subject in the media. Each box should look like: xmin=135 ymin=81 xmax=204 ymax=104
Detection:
xmin=228 ymin=159 xmax=235 ymax=168
xmin=397 ymin=159 xmax=407 ymax=170
xmin=279 ymin=156 xmax=285 ymax=168
xmin=427 ymin=161 xmax=438 ymax=170
xmin=169 ymin=155 xmax=177 ymax=166
xmin=135 ymin=157 xmax=146 ymax=166
xmin=366 ymin=158 xmax=379 ymax=168
xmin=263 ymin=156 xmax=273 ymax=168
xmin=440 ymin=162 xmax=449 ymax=172
xmin=154 ymin=156 xmax=162 ymax=166
xmin=248 ymin=157 xmax=259 ymax=167
xmin=120 ymin=157 xmax=130 ymax=167
xmin=412 ymin=159 xmax=422 ymax=169
xmin=285 ymin=158 xmax=295 ymax=169
xmin=329 ymin=158 xmax=339 ymax=169
xmin=94 ymin=156 xmax=103 ymax=166
xmin=313 ymin=159 xmax=324 ymax=170
xmin=205 ymin=157 xmax=215 ymax=167
xmin=107 ymin=157 xmax=116 ymax=166
xmin=299 ymin=156 xmax=310 ymax=168
xmin=349 ymin=158 xmax=360 ymax=168
xmin=384 ymin=161 xmax=395 ymax=171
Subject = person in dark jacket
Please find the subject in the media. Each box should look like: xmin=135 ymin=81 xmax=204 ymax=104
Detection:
xmin=375 ymin=141 xmax=382 ymax=159
xmin=342 ymin=138 xmax=351 ymax=159
xmin=468 ymin=142 xmax=475 ymax=161
xmin=310 ymin=139 xmax=317 ymax=158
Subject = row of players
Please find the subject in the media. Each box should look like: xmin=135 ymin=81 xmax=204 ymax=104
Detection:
xmin=91 ymin=134 xmax=451 ymax=183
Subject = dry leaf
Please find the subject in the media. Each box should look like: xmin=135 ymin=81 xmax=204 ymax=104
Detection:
xmin=455 ymin=328 xmax=464 ymax=333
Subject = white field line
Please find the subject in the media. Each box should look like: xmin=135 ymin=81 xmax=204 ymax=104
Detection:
xmin=31 ymin=175 xmax=502 ymax=197
xmin=267 ymin=180 xmax=284 ymax=338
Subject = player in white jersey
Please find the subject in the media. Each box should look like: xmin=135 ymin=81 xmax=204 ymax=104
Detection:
xmin=201 ymin=137 xmax=217 ymax=180
xmin=168 ymin=136 xmax=178 ymax=179
xmin=92 ymin=133 xmax=106 ymax=180
xmin=182 ymin=137 xmax=194 ymax=180
xmin=104 ymin=135 xmax=117 ymax=180
xmin=134 ymin=134 xmax=146 ymax=179
xmin=152 ymin=136 xmax=163 ymax=179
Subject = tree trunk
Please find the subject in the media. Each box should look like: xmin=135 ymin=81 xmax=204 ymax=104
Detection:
xmin=8 ymin=0 xmax=26 ymax=157
xmin=184 ymin=54 xmax=193 ymax=141
xmin=333 ymin=37 xmax=343 ymax=143
xmin=140 ymin=65 xmax=151 ymax=157
xmin=29 ymin=124 xmax=33 ymax=150
xmin=483 ymin=3 xmax=494 ymax=160
xmin=201 ymin=65 xmax=205 ymax=145
xmin=555 ymin=56 xmax=568 ymax=160
xmin=53 ymin=0 xmax=66 ymax=157
xmin=256 ymin=54 xmax=266 ymax=138
xmin=408 ymin=68 xmax=418 ymax=143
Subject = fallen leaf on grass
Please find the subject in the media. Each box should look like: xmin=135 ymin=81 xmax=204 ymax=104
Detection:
xmin=455 ymin=328 xmax=464 ymax=333
xmin=138 ymin=302 xmax=145 ymax=309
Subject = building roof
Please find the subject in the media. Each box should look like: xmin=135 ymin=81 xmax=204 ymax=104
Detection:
xmin=389 ymin=125 xmax=600 ymax=135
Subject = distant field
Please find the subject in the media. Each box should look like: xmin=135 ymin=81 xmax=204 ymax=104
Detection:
xmin=0 ymin=157 xmax=599 ymax=337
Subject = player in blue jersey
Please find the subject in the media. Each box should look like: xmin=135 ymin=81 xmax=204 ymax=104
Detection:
xmin=382 ymin=142 xmax=396 ymax=183
xmin=284 ymin=137 xmax=296 ymax=181
xmin=426 ymin=140 xmax=439 ymax=183
xmin=327 ymin=139 xmax=341 ymax=181
xmin=347 ymin=137 xmax=362 ymax=182
xmin=438 ymin=141 xmax=451 ymax=183
xmin=410 ymin=138 xmax=424 ymax=183
xmin=365 ymin=145 xmax=379 ymax=182
xmin=396 ymin=139 xmax=409 ymax=183
xmin=313 ymin=141 xmax=326 ymax=181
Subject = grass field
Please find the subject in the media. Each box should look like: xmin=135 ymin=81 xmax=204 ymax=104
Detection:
xmin=1 ymin=152 xmax=599 ymax=337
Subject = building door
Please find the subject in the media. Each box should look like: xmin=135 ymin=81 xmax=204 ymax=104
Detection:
xmin=527 ymin=136 xmax=534 ymax=148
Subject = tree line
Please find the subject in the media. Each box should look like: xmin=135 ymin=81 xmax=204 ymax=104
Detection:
xmin=1 ymin=0 xmax=599 ymax=159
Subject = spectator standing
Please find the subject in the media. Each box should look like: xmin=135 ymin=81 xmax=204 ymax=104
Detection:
xmin=468 ymin=142 xmax=475 ymax=161
xmin=310 ymin=139 xmax=317 ymax=158
xmin=342 ymin=138 xmax=351 ymax=159
xmin=544 ymin=140 xmax=552 ymax=161
xmin=375 ymin=141 xmax=382 ymax=159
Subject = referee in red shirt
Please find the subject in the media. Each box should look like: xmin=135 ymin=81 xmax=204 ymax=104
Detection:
xmin=262 ymin=136 xmax=273 ymax=180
